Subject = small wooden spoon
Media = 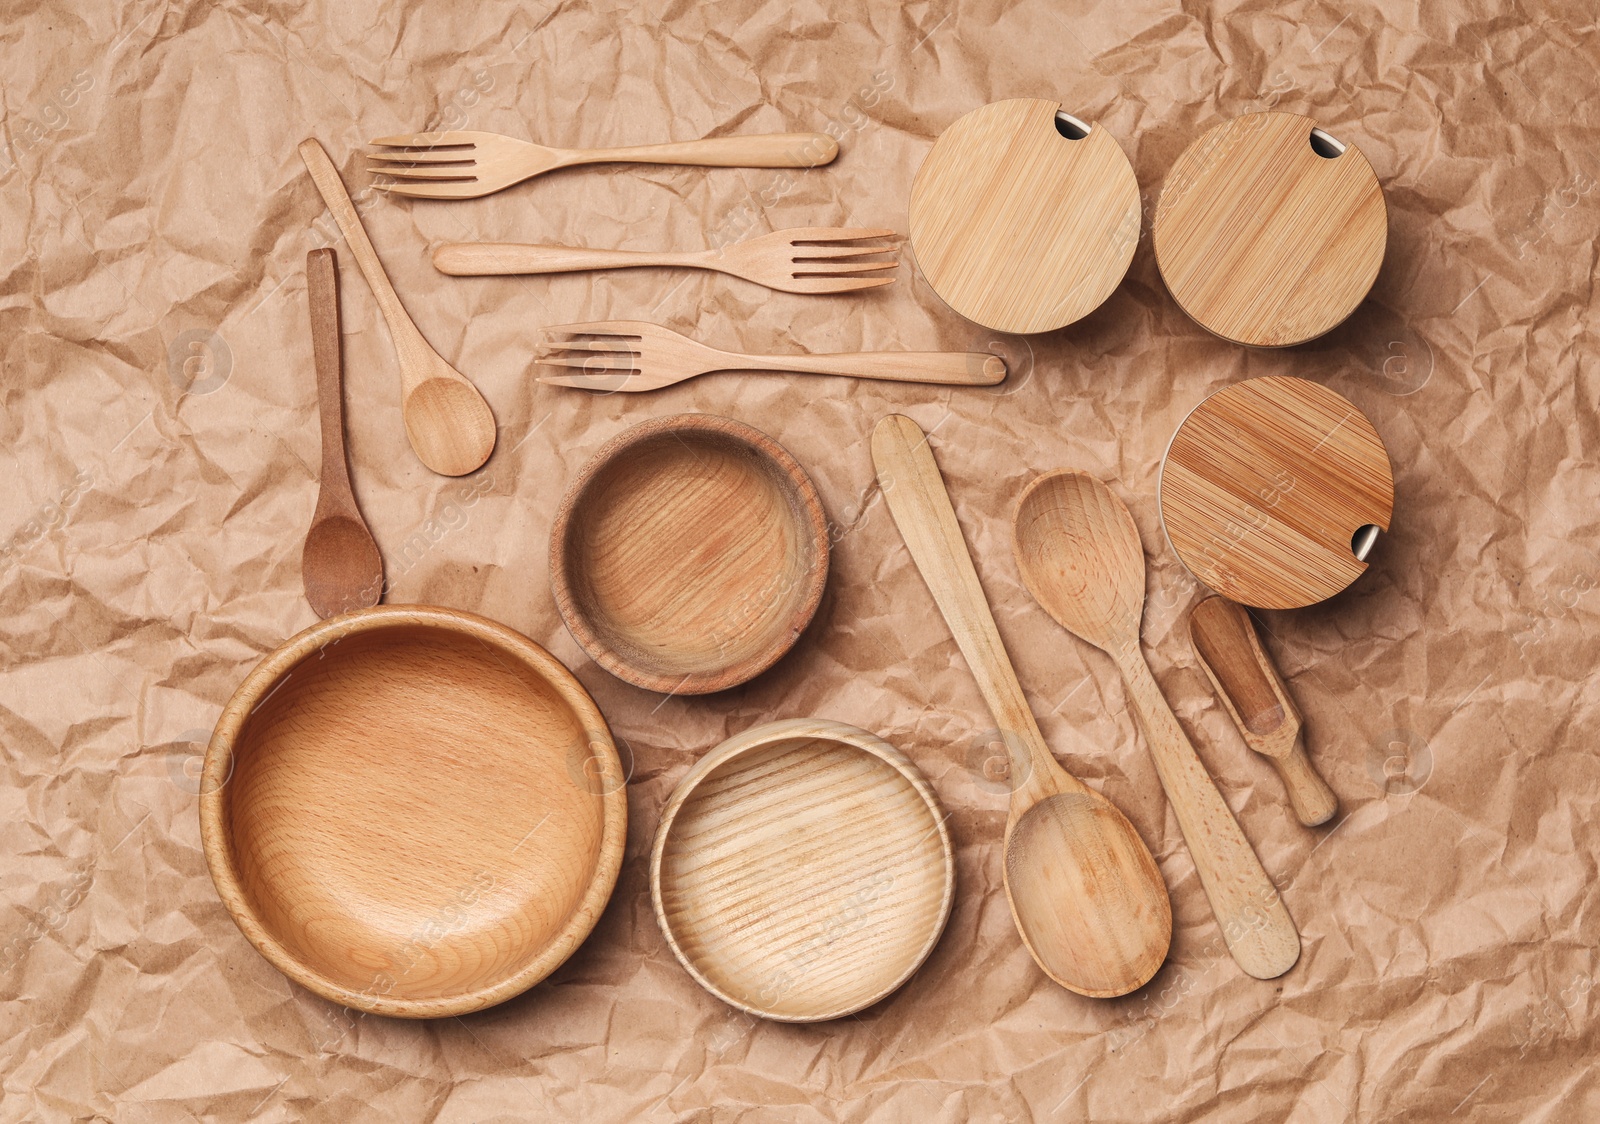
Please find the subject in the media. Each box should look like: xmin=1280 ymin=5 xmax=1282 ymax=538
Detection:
xmin=301 ymin=248 xmax=383 ymax=619
xmin=872 ymin=416 xmax=1170 ymax=997
xmin=298 ymin=139 xmax=495 ymax=476
xmin=1012 ymin=470 xmax=1300 ymax=980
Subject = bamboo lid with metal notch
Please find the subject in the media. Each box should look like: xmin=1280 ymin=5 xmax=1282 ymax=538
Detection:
xmin=1152 ymin=112 xmax=1387 ymax=348
xmin=909 ymin=99 xmax=1140 ymax=335
xmin=1159 ymin=375 xmax=1394 ymax=610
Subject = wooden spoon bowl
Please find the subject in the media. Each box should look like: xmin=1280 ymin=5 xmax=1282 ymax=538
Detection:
xmin=551 ymin=414 xmax=829 ymax=694
xmin=200 ymin=606 xmax=627 ymax=1018
xmin=651 ymin=719 xmax=954 ymax=1021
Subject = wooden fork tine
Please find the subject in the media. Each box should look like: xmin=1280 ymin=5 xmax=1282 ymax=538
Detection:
xmin=793 ymin=260 xmax=899 ymax=275
xmin=788 ymin=244 xmax=898 ymax=261
xmin=788 ymin=276 xmax=898 ymax=294
xmin=369 ymin=167 xmax=479 ymax=182
xmin=535 ymin=339 xmax=640 ymax=354
xmin=365 ymin=149 xmax=477 ymax=166
xmin=372 ymin=182 xmax=484 ymax=200
xmin=534 ymin=356 xmax=640 ymax=371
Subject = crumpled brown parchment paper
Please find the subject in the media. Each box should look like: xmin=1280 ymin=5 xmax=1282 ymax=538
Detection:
xmin=4 ymin=1 xmax=1598 ymax=1120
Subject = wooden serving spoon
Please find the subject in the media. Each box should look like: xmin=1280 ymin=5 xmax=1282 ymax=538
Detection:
xmin=1189 ymin=596 xmax=1338 ymax=827
xmin=872 ymin=416 xmax=1170 ymax=998
xmin=301 ymin=248 xmax=383 ymax=619
xmin=1012 ymin=470 xmax=1300 ymax=980
xmin=298 ymin=138 xmax=495 ymax=476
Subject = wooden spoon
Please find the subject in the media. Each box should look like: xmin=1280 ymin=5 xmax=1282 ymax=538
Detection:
xmin=298 ymin=138 xmax=495 ymax=476
xmin=871 ymin=415 xmax=1170 ymax=998
xmin=301 ymin=248 xmax=383 ymax=619
xmin=1012 ymin=470 xmax=1300 ymax=980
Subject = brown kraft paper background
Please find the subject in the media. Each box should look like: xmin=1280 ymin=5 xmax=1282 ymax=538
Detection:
xmin=3 ymin=1 xmax=1598 ymax=1120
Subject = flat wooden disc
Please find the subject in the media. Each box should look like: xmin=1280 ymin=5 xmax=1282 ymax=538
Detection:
xmin=651 ymin=719 xmax=954 ymax=1022
xmin=1159 ymin=376 xmax=1394 ymax=609
xmin=909 ymin=99 xmax=1139 ymax=334
xmin=1152 ymin=112 xmax=1387 ymax=347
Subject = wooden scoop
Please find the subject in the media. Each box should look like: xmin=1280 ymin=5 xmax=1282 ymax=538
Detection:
xmin=1012 ymin=470 xmax=1299 ymax=981
xmin=1189 ymin=596 xmax=1337 ymax=827
xmin=301 ymin=249 xmax=383 ymax=619
xmin=872 ymin=415 xmax=1170 ymax=998
xmin=299 ymin=139 xmax=495 ymax=476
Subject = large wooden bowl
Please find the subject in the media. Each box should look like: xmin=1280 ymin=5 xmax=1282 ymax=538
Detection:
xmin=651 ymin=719 xmax=954 ymax=1021
xmin=200 ymin=606 xmax=627 ymax=1018
xmin=550 ymin=414 xmax=830 ymax=695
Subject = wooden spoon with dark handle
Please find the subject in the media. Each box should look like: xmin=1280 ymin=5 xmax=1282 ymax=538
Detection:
xmin=301 ymin=248 xmax=383 ymax=619
xmin=1189 ymin=596 xmax=1338 ymax=827
xmin=1012 ymin=470 xmax=1299 ymax=981
xmin=872 ymin=415 xmax=1171 ymax=998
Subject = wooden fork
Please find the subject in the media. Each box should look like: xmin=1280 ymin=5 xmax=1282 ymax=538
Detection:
xmin=434 ymin=228 xmax=897 ymax=295
xmin=535 ymin=322 xmax=1007 ymax=391
xmin=367 ymin=130 xmax=838 ymax=199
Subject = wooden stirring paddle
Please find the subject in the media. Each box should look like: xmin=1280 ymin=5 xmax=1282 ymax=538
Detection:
xmin=1189 ymin=596 xmax=1338 ymax=827
xmin=872 ymin=415 xmax=1171 ymax=998
xmin=1012 ymin=470 xmax=1300 ymax=981
xmin=301 ymin=249 xmax=383 ymax=619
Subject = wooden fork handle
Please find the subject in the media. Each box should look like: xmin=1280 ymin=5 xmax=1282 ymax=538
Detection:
xmin=1113 ymin=649 xmax=1300 ymax=980
xmin=433 ymin=243 xmax=703 ymax=276
xmin=727 ymin=351 xmax=1006 ymax=386
xmin=565 ymin=133 xmax=839 ymax=169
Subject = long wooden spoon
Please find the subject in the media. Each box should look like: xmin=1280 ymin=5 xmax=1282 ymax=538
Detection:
xmin=1012 ymin=470 xmax=1300 ymax=980
xmin=298 ymin=139 xmax=495 ymax=476
xmin=301 ymin=248 xmax=383 ymax=618
xmin=871 ymin=415 xmax=1170 ymax=997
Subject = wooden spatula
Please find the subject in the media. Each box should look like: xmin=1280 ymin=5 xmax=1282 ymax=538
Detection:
xmin=1189 ymin=596 xmax=1337 ymax=827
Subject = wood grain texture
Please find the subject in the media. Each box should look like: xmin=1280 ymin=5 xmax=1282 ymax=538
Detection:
xmin=550 ymin=414 xmax=829 ymax=695
xmin=534 ymin=321 xmax=1005 ymax=392
xmin=368 ymin=129 xmax=839 ymax=199
xmin=909 ymin=99 xmax=1139 ymax=334
xmin=1159 ymin=375 xmax=1395 ymax=609
xmin=1189 ymin=596 xmax=1338 ymax=827
xmin=298 ymin=139 xmax=495 ymax=476
xmin=301 ymin=248 xmax=384 ymax=619
xmin=434 ymin=227 xmax=897 ymax=295
xmin=871 ymin=415 xmax=1171 ymax=998
xmin=1013 ymin=471 xmax=1300 ymax=980
xmin=1152 ymin=112 xmax=1387 ymax=347
xmin=650 ymin=719 xmax=953 ymax=1022
xmin=199 ymin=606 xmax=627 ymax=1018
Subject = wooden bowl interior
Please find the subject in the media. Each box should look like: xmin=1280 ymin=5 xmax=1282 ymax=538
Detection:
xmin=655 ymin=729 xmax=951 ymax=1021
xmin=221 ymin=624 xmax=609 ymax=1004
xmin=558 ymin=424 xmax=824 ymax=689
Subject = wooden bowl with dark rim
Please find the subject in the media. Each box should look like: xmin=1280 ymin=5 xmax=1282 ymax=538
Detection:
xmin=550 ymin=413 xmax=830 ymax=695
xmin=199 ymin=605 xmax=628 ymax=1018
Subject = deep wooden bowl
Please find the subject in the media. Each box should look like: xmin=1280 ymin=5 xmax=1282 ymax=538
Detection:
xmin=200 ymin=605 xmax=628 ymax=1018
xmin=550 ymin=414 xmax=830 ymax=695
xmin=651 ymin=719 xmax=954 ymax=1022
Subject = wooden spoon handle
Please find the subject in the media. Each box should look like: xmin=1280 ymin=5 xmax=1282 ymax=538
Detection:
xmin=306 ymin=248 xmax=359 ymax=520
xmin=870 ymin=415 xmax=1078 ymax=802
xmin=433 ymin=242 xmax=703 ymax=276
xmin=1114 ymin=650 xmax=1300 ymax=979
xmin=727 ymin=351 xmax=1006 ymax=386
xmin=565 ymin=133 xmax=838 ymax=169
xmin=1189 ymin=596 xmax=1337 ymax=827
xmin=298 ymin=139 xmax=428 ymax=365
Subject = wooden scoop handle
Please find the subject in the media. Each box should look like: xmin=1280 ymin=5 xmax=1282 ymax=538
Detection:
xmin=1189 ymin=596 xmax=1338 ymax=827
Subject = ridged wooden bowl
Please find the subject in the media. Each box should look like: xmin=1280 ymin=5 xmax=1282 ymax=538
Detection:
xmin=200 ymin=606 xmax=627 ymax=1018
xmin=550 ymin=414 xmax=830 ymax=695
xmin=651 ymin=719 xmax=954 ymax=1022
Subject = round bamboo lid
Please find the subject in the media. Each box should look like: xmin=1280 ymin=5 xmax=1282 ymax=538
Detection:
xmin=909 ymin=99 xmax=1140 ymax=335
xmin=1159 ymin=376 xmax=1394 ymax=610
xmin=1152 ymin=112 xmax=1387 ymax=348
